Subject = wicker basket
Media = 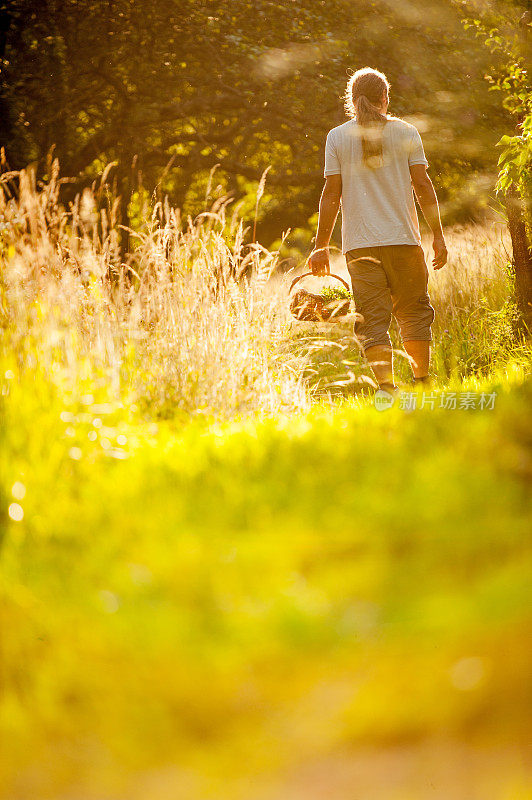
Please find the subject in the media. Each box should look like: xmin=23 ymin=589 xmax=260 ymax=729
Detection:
xmin=289 ymin=271 xmax=352 ymax=322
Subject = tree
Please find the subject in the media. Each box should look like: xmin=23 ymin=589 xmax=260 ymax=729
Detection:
xmin=0 ymin=0 xmax=517 ymax=248
xmin=458 ymin=0 xmax=532 ymax=333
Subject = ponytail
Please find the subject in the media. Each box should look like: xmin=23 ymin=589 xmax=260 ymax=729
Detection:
xmin=354 ymin=95 xmax=388 ymax=168
xmin=344 ymin=67 xmax=391 ymax=169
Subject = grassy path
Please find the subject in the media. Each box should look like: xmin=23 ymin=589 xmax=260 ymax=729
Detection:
xmin=1 ymin=181 xmax=531 ymax=796
xmin=1 ymin=366 xmax=531 ymax=799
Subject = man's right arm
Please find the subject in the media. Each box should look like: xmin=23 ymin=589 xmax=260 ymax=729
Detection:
xmin=410 ymin=164 xmax=448 ymax=270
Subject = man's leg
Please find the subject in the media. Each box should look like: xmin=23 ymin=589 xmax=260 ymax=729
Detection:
xmin=386 ymin=245 xmax=435 ymax=383
xmin=364 ymin=344 xmax=394 ymax=387
xmin=346 ymin=248 xmax=394 ymax=390
xmin=403 ymin=340 xmax=430 ymax=379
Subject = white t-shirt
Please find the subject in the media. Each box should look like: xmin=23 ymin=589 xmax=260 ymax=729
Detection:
xmin=323 ymin=117 xmax=428 ymax=253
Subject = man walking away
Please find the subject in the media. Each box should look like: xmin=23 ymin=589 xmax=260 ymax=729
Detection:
xmin=309 ymin=67 xmax=448 ymax=392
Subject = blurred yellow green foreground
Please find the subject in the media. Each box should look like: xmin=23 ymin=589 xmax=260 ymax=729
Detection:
xmin=1 ymin=170 xmax=531 ymax=799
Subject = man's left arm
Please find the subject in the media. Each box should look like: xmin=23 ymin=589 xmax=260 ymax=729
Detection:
xmin=308 ymin=174 xmax=342 ymax=275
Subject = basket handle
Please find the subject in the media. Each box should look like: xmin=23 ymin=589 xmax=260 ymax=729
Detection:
xmin=289 ymin=271 xmax=351 ymax=294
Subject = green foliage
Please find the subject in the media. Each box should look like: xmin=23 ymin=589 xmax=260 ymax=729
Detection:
xmin=1 ymin=0 xmax=518 ymax=235
xmin=459 ymin=2 xmax=532 ymax=208
xmin=1 ymin=171 xmax=531 ymax=797
xmin=319 ymin=284 xmax=351 ymax=302
xmin=496 ymin=115 xmax=532 ymax=195
xmin=1 ymin=347 xmax=531 ymax=797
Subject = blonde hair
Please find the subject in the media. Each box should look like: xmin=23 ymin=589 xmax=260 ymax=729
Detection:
xmin=344 ymin=67 xmax=390 ymax=168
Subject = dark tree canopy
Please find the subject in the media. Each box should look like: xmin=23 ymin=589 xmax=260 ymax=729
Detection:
xmin=0 ymin=0 xmax=521 ymax=244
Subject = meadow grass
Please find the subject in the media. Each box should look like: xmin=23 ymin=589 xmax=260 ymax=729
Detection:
xmin=1 ymin=164 xmax=531 ymax=799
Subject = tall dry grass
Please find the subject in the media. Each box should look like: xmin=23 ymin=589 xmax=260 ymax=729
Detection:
xmin=1 ymin=160 xmax=528 ymax=420
xmin=422 ymin=223 xmax=523 ymax=380
xmin=425 ymin=223 xmax=512 ymax=313
xmin=1 ymin=161 xmax=310 ymax=420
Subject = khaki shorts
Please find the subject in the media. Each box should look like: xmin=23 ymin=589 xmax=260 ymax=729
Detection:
xmin=346 ymin=244 xmax=435 ymax=351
